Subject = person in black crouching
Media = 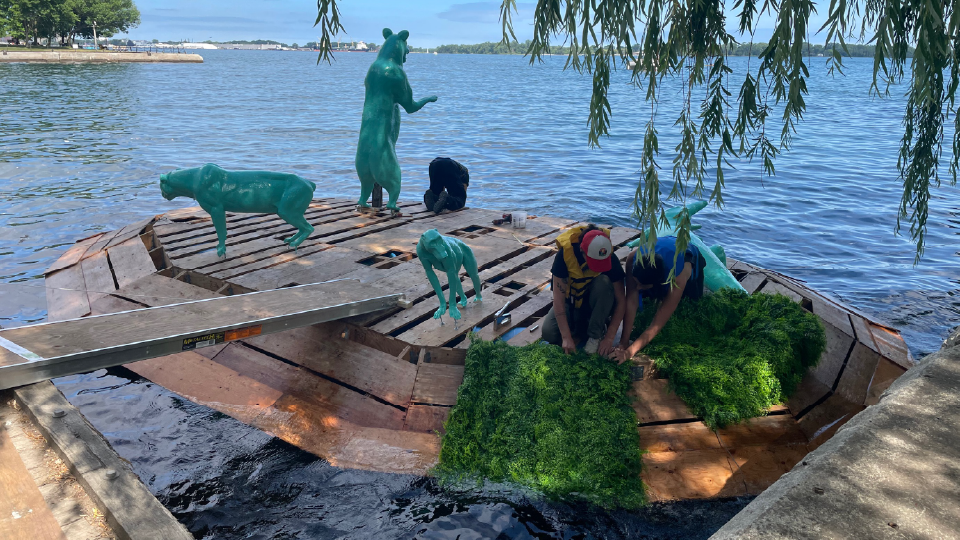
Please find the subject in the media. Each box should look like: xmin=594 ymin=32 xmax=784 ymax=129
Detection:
xmin=423 ymin=157 xmax=469 ymax=214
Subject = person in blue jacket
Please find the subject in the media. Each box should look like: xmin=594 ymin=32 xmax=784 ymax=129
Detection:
xmin=614 ymin=236 xmax=706 ymax=363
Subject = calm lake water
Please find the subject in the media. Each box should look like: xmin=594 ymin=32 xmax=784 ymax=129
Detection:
xmin=1 ymin=50 xmax=958 ymax=538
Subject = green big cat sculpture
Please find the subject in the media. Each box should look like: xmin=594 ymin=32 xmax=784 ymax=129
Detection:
xmin=356 ymin=28 xmax=437 ymax=214
xmin=627 ymin=201 xmax=746 ymax=293
xmin=417 ymin=229 xmax=482 ymax=320
xmin=160 ymin=163 xmax=316 ymax=258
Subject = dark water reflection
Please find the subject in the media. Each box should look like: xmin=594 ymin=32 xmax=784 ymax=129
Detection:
xmin=2 ymin=51 xmax=957 ymax=538
xmin=55 ymin=368 xmax=750 ymax=539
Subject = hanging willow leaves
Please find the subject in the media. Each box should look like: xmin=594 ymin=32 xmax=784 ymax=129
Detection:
xmin=496 ymin=0 xmax=958 ymax=263
xmin=316 ymin=0 xmax=957 ymax=262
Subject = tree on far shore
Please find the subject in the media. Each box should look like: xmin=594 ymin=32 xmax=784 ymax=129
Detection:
xmin=0 ymin=0 xmax=139 ymax=45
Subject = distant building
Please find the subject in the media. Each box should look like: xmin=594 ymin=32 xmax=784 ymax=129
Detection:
xmin=221 ymin=43 xmax=282 ymax=50
xmin=0 ymin=36 xmax=12 ymax=44
xmin=180 ymin=43 xmax=218 ymax=50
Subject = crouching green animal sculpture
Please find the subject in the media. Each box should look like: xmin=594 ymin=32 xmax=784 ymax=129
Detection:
xmin=417 ymin=229 xmax=482 ymax=320
xmin=356 ymin=28 xmax=437 ymax=215
xmin=627 ymin=200 xmax=745 ymax=293
xmin=160 ymin=163 xmax=317 ymax=258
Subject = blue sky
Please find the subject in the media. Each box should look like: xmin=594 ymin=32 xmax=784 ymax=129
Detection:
xmin=123 ymin=1 xmax=818 ymax=47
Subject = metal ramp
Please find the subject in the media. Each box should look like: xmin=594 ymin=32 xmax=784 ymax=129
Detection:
xmin=0 ymin=280 xmax=401 ymax=391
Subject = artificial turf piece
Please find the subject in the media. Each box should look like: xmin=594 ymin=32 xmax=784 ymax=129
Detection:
xmin=632 ymin=288 xmax=827 ymax=429
xmin=435 ymin=339 xmax=646 ymax=509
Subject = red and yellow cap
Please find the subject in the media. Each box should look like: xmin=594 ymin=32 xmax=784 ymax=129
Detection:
xmin=581 ymin=230 xmax=613 ymax=272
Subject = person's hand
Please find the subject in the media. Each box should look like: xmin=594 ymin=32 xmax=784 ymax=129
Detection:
xmin=598 ymin=337 xmax=616 ymax=357
xmin=614 ymin=347 xmax=630 ymax=364
xmin=561 ymin=337 xmax=576 ymax=355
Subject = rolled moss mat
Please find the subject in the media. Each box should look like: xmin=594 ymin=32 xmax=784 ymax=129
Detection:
xmin=632 ymin=288 xmax=826 ymax=429
xmin=436 ymin=339 xmax=646 ymax=509
xmin=436 ymin=289 xmax=825 ymax=507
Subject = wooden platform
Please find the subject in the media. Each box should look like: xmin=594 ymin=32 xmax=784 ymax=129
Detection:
xmin=38 ymin=198 xmax=914 ymax=501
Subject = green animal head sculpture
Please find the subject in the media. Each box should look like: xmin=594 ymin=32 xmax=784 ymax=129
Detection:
xmin=159 ymin=164 xmax=317 ymax=258
xmin=355 ymin=27 xmax=437 ymax=214
xmin=416 ymin=229 xmax=483 ymax=321
xmin=627 ymin=201 xmax=745 ymax=293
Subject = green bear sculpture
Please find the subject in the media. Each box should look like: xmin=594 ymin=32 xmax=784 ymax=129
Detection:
xmin=417 ymin=229 xmax=482 ymax=321
xmin=160 ymin=163 xmax=317 ymax=258
xmin=356 ymin=28 xmax=437 ymax=215
xmin=627 ymin=201 xmax=746 ymax=293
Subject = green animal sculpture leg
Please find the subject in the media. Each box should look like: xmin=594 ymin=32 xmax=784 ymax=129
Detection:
xmin=277 ymin=188 xmax=315 ymax=248
xmin=206 ymin=204 xmax=228 ymax=258
xmin=462 ymin=248 xmax=482 ymax=304
xmin=355 ymin=159 xmax=375 ymax=209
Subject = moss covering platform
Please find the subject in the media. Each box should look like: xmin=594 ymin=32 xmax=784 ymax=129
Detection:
xmin=38 ymin=199 xmax=914 ymax=502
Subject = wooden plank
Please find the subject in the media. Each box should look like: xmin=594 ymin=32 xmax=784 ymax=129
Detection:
xmin=107 ymin=237 xmax=155 ymax=289
xmin=638 ymin=422 xmax=722 ymax=452
xmin=869 ymin=323 xmax=914 ymax=369
xmin=14 ymin=381 xmax=194 ymax=540
xmin=632 ymin=378 xmax=696 ymax=424
xmin=714 ymin=415 xmax=809 ymax=448
xmin=786 ymin=321 xmax=853 ymax=415
xmin=395 ymin=258 xmax=554 ymax=346
xmin=834 ymin=342 xmax=881 ymax=406
xmin=2 ymin=280 xmax=396 ymax=361
xmin=79 ymin=250 xmax=116 ymax=303
xmin=403 ymin=405 xmax=450 ymax=434
xmin=865 ymin=357 xmax=907 ymax=406
xmin=724 ymin=444 xmax=811 ymax=494
xmin=796 ymin=392 xmax=862 ymax=442
xmin=642 ymin=449 xmax=746 ymax=501
xmin=209 ymin=243 xmax=339 ymax=281
xmin=159 ymin=202 xmax=357 ymax=248
xmin=464 ymin=291 xmax=553 ymax=345
xmin=229 ymin=247 xmax=370 ymax=291
xmin=242 ymin=328 xmax=418 ymax=408
xmin=739 ymin=272 xmax=767 ymax=295
xmin=46 ymin=233 xmax=103 ymax=274
xmin=0 ymin=424 xmax=67 ymax=540
xmin=811 ymin=295 xmax=854 ymax=336
xmin=104 ymin=217 xmax=155 ymax=249
xmin=411 ymin=363 xmax=464 ymax=406
xmin=111 ymin=273 xmax=220 ymax=306
xmin=758 ymin=280 xmax=803 ymax=302
xmin=506 ymin=314 xmax=546 ymax=346
xmin=44 ymin=266 xmax=90 ymax=322
xmin=849 ymin=314 xmax=881 ymax=353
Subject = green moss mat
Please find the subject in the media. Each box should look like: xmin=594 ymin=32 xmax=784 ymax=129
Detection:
xmin=435 ymin=339 xmax=646 ymax=509
xmin=633 ymin=288 xmax=826 ymax=429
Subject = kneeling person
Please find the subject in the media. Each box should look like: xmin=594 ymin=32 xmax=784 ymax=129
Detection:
xmin=424 ymin=157 xmax=469 ymax=214
xmin=543 ymin=226 xmax=626 ymax=356
xmin=616 ymin=236 xmax=706 ymax=363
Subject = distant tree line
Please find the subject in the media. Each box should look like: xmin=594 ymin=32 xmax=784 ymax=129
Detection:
xmin=434 ymin=40 xmax=570 ymax=55
xmin=725 ymin=42 xmax=913 ymax=58
xmin=0 ymin=0 xmax=140 ymax=46
xmin=429 ymin=40 xmax=909 ymax=59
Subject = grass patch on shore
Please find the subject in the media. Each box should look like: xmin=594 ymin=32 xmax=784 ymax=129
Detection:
xmin=435 ymin=339 xmax=645 ymax=509
xmin=633 ymin=289 xmax=826 ymax=429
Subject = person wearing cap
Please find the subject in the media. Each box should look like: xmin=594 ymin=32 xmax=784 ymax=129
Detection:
xmin=614 ymin=236 xmax=707 ymax=363
xmin=423 ymin=157 xmax=469 ymax=214
xmin=542 ymin=225 xmax=626 ymax=356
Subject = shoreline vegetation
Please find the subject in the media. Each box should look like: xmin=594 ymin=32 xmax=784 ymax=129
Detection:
xmin=412 ymin=40 xmax=910 ymax=58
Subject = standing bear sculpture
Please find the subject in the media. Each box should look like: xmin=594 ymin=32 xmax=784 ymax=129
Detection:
xmin=160 ymin=163 xmax=316 ymax=258
xmin=356 ymin=28 xmax=438 ymax=216
xmin=417 ymin=229 xmax=482 ymax=321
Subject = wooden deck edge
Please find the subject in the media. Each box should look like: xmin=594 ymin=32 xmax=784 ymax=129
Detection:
xmin=13 ymin=381 xmax=193 ymax=540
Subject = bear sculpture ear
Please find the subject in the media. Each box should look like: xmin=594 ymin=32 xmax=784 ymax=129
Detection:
xmin=398 ymin=30 xmax=409 ymax=41
xmin=160 ymin=173 xmax=168 ymax=181
xmin=382 ymin=28 xmax=393 ymax=39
